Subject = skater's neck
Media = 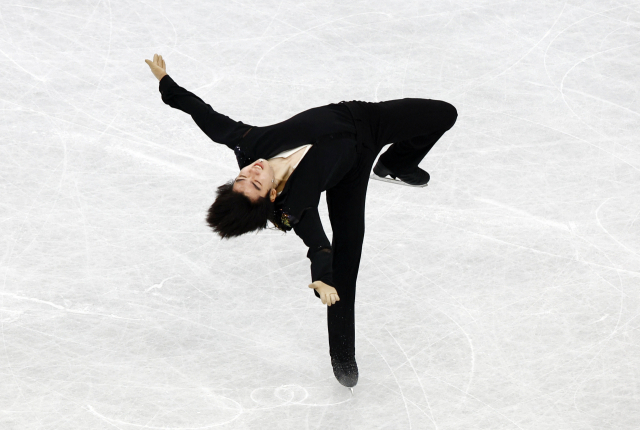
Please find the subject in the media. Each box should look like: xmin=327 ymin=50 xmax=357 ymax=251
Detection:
xmin=270 ymin=148 xmax=307 ymax=194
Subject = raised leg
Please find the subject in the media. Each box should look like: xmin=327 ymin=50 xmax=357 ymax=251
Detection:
xmin=375 ymin=98 xmax=457 ymax=173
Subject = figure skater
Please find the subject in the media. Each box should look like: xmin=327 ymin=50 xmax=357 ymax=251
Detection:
xmin=145 ymin=54 xmax=457 ymax=391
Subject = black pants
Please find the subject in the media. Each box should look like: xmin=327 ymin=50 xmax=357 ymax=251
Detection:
xmin=326 ymin=98 xmax=457 ymax=359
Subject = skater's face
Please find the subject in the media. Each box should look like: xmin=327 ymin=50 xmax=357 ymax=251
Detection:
xmin=233 ymin=159 xmax=276 ymax=203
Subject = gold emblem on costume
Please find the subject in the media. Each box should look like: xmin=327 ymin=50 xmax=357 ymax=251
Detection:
xmin=281 ymin=213 xmax=292 ymax=228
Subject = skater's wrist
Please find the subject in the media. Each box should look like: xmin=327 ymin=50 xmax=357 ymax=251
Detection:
xmin=309 ymin=280 xmax=329 ymax=290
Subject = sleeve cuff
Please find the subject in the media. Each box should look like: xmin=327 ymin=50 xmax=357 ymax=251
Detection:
xmin=159 ymin=74 xmax=173 ymax=92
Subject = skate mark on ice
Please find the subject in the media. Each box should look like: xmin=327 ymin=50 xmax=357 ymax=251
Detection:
xmin=145 ymin=275 xmax=180 ymax=293
xmin=475 ymin=197 xmax=570 ymax=232
xmin=595 ymin=197 xmax=640 ymax=258
xmin=86 ymin=398 xmax=243 ymax=429
xmin=250 ymin=384 xmax=308 ymax=407
xmin=384 ymin=327 xmax=439 ymax=430
xmin=360 ymin=330 xmax=431 ymax=427
xmin=0 ymin=292 xmax=143 ymax=321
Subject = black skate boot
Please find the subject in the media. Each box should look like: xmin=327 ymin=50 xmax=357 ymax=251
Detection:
xmin=371 ymin=159 xmax=430 ymax=187
xmin=331 ymin=354 xmax=359 ymax=389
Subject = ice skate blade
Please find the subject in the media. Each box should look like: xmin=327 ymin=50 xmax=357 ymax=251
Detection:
xmin=370 ymin=174 xmax=428 ymax=188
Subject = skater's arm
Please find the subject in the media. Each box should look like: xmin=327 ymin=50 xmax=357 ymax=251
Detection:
xmin=146 ymin=54 xmax=250 ymax=150
xmin=158 ymin=76 xmax=251 ymax=150
xmin=293 ymin=207 xmax=334 ymax=290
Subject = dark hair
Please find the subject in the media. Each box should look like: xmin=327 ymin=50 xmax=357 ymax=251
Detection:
xmin=206 ymin=179 xmax=287 ymax=239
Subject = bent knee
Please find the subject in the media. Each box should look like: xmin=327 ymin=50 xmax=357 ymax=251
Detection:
xmin=441 ymin=101 xmax=457 ymax=129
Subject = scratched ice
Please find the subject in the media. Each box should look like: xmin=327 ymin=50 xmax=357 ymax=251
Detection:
xmin=1 ymin=1 xmax=639 ymax=429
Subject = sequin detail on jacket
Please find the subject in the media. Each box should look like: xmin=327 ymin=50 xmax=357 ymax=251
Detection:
xmin=234 ymin=145 xmax=252 ymax=170
xmin=274 ymin=207 xmax=298 ymax=231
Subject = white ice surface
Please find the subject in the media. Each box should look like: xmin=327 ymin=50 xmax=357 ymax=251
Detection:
xmin=1 ymin=1 xmax=639 ymax=429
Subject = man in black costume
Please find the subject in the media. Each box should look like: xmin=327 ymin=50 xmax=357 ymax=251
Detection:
xmin=146 ymin=54 xmax=457 ymax=390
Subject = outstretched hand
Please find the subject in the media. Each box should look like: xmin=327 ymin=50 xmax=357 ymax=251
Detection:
xmin=309 ymin=280 xmax=340 ymax=306
xmin=145 ymin=53 xmax=167 ymax=81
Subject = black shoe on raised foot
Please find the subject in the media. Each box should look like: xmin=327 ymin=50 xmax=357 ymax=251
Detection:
xmin=372 ymin=159 xmax=430 ymax=187
xmin=331 ymin=355 xmax=359 ymax=388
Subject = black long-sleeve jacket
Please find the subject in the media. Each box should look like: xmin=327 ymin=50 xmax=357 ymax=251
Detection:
xmin=158 ymin=75 xmax=366 ymax=289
